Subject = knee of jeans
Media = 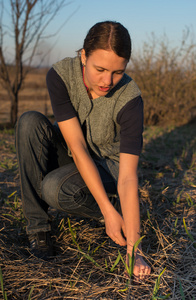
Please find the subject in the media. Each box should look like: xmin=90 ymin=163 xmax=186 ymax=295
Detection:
xmin=41 ymin=165 xmax=86 ymax=209
xmin=17 ymin=111 xmax=43 ymax=136
xmin=17 ymin=111 xmax=51 ymax=143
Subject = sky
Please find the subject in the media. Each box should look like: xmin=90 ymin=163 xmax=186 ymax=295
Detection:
xmin=47 ymin=0 xmax=196 ymax=64
xmin=2 ymin=0 xmax=196 ymax=66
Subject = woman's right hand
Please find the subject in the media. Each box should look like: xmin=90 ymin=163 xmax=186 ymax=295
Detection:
xmin=104 ymin=208 xmax=127 ymax=246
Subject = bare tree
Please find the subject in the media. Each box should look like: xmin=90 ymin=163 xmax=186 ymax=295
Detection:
xmin=0 ymin=0 xmax=74 ymax=125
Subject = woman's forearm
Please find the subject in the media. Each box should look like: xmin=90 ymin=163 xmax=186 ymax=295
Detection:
xmin=118 ymin=154 xmax=151 ymax=277
xmin=72 ymin=145 xmax=127 ymax=246
xmin=71 ymin=145 xmax=114 ymax=216
xmin=118 ymin=178 xmax=141 ymax=251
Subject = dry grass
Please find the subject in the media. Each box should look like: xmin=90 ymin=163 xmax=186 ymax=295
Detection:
xmin=0 ymin=68 xmax=53 ymax=124
xmin=0 ymin=120 xmax=195 ymax=299
xmin=128 ymin=30 xmax=196 ymax=126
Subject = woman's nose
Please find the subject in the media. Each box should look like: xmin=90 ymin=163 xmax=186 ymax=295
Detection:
xmin=103 ymin=73 xmax=113 ymax=86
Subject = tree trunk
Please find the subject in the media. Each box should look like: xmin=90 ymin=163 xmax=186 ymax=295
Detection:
xmin=10 ymin=93 xmax=18 ymax=126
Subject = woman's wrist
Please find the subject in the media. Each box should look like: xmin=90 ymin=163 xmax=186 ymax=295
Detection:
xmin=100 ymin=199 xmax=116 ymax=217
xmin=126 ymin=233 xmax=142 ymax=250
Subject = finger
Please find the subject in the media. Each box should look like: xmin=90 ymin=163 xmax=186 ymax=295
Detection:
xmin=139 ymin=270 xmax=145 ymax=278
xmin=138 ymin=270 xmax=145 ymax=280
xmin=133 ymin=271 xmax=142 ymax=284
xmin=113 ymin=232 xmax=126 ymax=246
xmin=137 ymin=267 xmax=150 ymax=281
xmin=133 ymin=266 xmax=145 ymax=281
xmin=145 ymin=266 xmax=151 ymax=275
xmin=117 ymin=235 xmax=126 ymax=246
xmin=113 ymin=237 xmax=126 ymax=246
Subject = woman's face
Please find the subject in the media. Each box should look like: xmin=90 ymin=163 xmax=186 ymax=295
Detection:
xmin=81 ymin=49 xmax=128 ymax=99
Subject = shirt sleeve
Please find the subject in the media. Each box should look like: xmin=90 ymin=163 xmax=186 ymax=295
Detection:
xmin=46 ymin=67 xmax=77 ymax=122
xmin=117 ymin=96 xmax=144 ymax=156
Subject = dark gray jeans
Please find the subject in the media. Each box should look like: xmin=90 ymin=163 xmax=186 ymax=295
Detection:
xmin=15 ymin=111 xmax=117 ymax=234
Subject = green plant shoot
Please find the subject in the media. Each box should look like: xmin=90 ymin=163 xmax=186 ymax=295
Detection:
xmin=0 ymin=267 xmax=7 ymax=300
xmin=151 ymin=268 xmax=170 ymax=299
xmin=183 ymin=218 xmax=196 ymax=248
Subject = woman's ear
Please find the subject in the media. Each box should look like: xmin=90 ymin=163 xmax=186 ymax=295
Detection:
xmin=81 ymin=49 xmax=86 ymax=66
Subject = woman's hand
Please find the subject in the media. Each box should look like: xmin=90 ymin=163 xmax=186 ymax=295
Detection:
xmin=104 ymin=208 xmax=126 ymax=246
xmin=126 ymin=250 xmax=151 ymax=281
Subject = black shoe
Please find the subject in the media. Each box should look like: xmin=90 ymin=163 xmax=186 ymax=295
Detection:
xmin=28 ymin=231 xmax=55 ymax=260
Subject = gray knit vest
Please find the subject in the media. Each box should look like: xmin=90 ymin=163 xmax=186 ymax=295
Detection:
xmin=53 ymin=56 xmax=141 ymax=183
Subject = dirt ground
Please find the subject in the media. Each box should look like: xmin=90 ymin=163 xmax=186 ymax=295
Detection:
xmin=0 ymin=111 xmax=195 ymax=299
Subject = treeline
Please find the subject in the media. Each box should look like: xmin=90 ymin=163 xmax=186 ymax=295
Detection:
xmin=128 ymin=31 xmax=196 ymax=126
xmin=2 ymin=32 xmax=195 ymax=127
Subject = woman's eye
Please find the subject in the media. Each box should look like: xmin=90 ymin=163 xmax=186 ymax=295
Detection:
xmin=97 ymin=69 xmax=104 ymax=72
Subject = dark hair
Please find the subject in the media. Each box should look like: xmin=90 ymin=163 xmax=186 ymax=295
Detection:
xmin=82 ymin=21 xmax=132 ymax=61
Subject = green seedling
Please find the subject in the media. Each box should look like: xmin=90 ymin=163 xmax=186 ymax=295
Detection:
xmin=87 ymin=241 xmax=91 ymax=252
xmin=186 ymin=193 xmax=195 ymax=207
xmin=105 ymin=258 xmax=108 ymax=271
xmin=8 ymin=192 xmax=20 ymax=211
xmin=91 ymin=240 xmax=106 ymax=255
xmin=110 ymin=252 xmax=121 ymax=272
xmin=174 ymin=217 xmax=178 ymax=228
xmin=119 ymin=236 xmax=145 ymax=279
xmin=0 ymin=158 xmax=17 ymax=170
xmin=87 ymin=270 xmax=92 ymax=283
xmin=183 ymin=218 xmax=196 ymax=248
xmin=2 ymin=213 xmax=21 ymax=223
xmin=0 ymin=267 xmax=7 ymax=300
xmin=8 ymin=191 xmax=17 ymax=198
xmin=3 ymin=128 xmax=15 ymax=135
xmin=151 ymin=268 xmax=170 ymax=299
xmin=176 ymin=189 xmax=184 ymax=204
xmin=147 ymin=209 xmax=151 ymax=221
xmin=118 ymin=286 xmax=129 ymax=293
xmin=67 ymin=217 xmax=79 ymax=248
xmin=5 ymin=191 xmax=21 ymax=212
xmin=67 ymin=217 xmax=100 ymax=268
xmin=178 ymin=278 xmax=185 ymax=300
xmin=3 ymin=192 xmax=25 ymax=226
xmin=118 ymin=237 xmax=152 ymax=293
xmin=28 ymin=285 xmax=35 ymax=300
xmin=172 ymin=217 xmax=179 ymax=236
xmin=147 ymin=209 xmax=154 ymax=228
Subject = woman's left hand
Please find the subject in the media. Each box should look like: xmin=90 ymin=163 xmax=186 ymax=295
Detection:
xmin=126 ymin=250 xmax=151 ymax=281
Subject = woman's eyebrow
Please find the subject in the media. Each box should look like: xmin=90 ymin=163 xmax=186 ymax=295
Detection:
xmin=94 ymin=65 xmax=125 ymax=72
